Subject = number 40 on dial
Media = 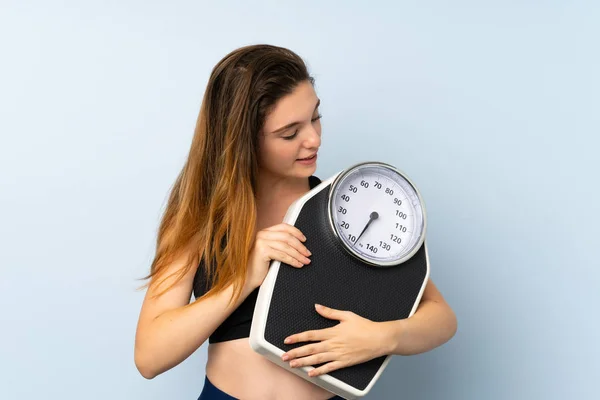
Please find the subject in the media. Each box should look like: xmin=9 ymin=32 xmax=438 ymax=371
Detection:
xmin=327 ymin=161 xmax=427 ymax=267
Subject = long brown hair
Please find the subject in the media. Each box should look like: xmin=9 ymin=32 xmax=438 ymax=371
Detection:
xmin=144 ymin=44 xmax=314 ymax=305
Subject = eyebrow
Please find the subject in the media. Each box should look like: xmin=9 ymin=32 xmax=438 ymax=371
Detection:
xmin=270 ymin=99 xmax=321 ymax=135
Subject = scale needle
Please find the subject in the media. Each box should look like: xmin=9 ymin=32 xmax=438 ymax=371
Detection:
xmin=355 ymin=211 xmax=379 ymax=244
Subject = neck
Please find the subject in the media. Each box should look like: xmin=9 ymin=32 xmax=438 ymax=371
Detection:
xmin=255 ymin=170 xmax=310 ymax=203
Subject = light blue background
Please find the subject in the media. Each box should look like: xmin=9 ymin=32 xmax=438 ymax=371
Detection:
xmin=1 ymin=1 xmax=598 ymax=399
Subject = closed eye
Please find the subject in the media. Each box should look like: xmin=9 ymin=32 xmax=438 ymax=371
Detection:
xmin=282 ymin=114 xmax=322 ymax=140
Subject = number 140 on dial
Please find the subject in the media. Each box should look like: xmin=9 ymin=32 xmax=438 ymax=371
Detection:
xmin=328 ymin=162 xmax=426 ymax=267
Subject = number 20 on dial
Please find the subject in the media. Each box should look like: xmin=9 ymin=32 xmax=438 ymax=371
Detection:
xmin=327 ymin=161 xmax=426 ymax=267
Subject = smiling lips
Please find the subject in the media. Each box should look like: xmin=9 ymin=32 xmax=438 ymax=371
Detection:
xmin=298 ymin=153 xmax=316 ymax=160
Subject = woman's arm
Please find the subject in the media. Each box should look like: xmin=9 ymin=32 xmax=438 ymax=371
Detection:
xmin=279 ymin=278 xmax=457 ymax=376
xmin=134 ymin=249 xmax=255 ymax=379
xmin=134 ymin=223 xmax=312 ymax=379
xmin=380 ymin=279 xmax=457 ymax=356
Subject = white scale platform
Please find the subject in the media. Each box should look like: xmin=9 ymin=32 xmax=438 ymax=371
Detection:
xmin=250 ymin=164 xmax=430 ymax=399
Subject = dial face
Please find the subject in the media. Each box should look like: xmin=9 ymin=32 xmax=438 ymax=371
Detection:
xmin=328 ymin=162 xmax=426 ymax=266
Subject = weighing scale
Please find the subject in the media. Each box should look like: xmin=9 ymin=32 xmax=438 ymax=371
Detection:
xmin=249 ymin=161 xmax=430 ymax=399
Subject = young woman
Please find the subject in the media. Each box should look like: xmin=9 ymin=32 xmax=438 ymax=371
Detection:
xmin=134 ymin=44 xmax=457 ymax=400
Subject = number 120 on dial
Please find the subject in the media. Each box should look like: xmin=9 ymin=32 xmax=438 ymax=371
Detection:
xmin=327 ymin=162 xmax=426 ymax=267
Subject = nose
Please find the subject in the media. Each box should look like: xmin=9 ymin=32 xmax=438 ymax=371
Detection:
xmin=303 ymin=125 xmax=321 ymax=149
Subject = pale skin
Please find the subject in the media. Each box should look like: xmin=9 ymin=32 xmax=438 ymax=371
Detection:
xmin=135 ymin=81 xmax=457 ymax=399
xmin=282 ymin=286 xmax=457 ymax=377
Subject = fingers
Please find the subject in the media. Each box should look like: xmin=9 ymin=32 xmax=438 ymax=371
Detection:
xmin=308 ymin=361 xmax=345 ymax=377
xmin=282 ymin=342 xmax=327 ymax=361
xmin=257 ymin=224 xmax=311 ymax=268
xmin=284 ymin=327 xmax=334 ymax=344
xmin=260 ymin=230 xmax=310 ymax=256
xmin=289 ymin=352 xmax=337 ymax=369
xmin=264 ymin=223 xmax=306 ymax=243
xmin=268 ymin=240 xmax=311 ymax=267
xmin=269 ymin=248 xmax=307 ymax=268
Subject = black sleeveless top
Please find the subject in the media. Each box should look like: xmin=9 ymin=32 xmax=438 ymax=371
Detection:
xmin=193 ymin=175 xmax=322 ymax=343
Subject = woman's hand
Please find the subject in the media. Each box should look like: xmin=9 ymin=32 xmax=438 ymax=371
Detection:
xmin=245 ymin=223 xmax=312 ymax=290
xmin=281 ymin=304 xmax=389 ymax=377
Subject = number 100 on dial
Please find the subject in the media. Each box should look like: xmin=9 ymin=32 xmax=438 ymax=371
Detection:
xmin=327 ymin=162 xmax=427 ymax=267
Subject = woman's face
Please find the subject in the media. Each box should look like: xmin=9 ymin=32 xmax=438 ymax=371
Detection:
xmin=258 ymin=80 xmax=322 ymax=180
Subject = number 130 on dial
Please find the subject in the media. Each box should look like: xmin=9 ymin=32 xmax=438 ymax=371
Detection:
xmin=327 ymin=161 xmax=427 ymax=267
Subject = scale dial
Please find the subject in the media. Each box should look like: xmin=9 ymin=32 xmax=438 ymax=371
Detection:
xmin=327 ymin=162 xmax=426 ymax=267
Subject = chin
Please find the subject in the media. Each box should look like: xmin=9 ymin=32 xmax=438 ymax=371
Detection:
xmin=293 ymin=164 xmax=317 ymax=176
xmin=262 ymin=162 xmax=317 ymax=180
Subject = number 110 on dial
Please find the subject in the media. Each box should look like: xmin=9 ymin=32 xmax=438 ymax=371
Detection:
xmin=327 ymin=162 xmax=427 ymax=267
